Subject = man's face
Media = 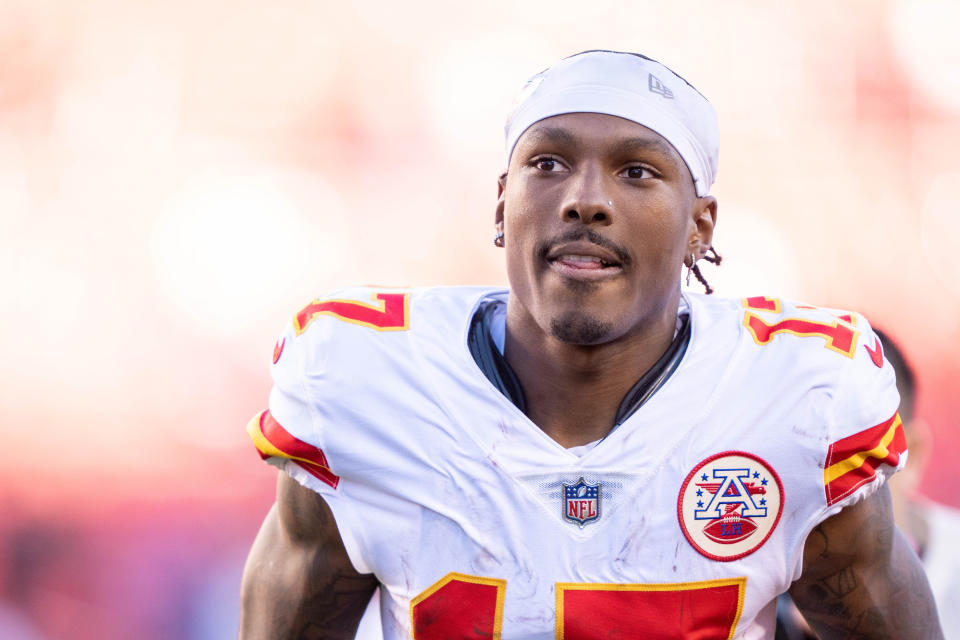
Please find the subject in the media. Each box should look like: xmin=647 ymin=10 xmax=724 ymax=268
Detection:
xmin=498 ymin=112 xmax=716 ymax=345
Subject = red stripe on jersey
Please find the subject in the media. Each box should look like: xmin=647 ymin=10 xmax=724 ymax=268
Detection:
xmin=254 ymin=410 xmax=340 ymax=489
xmin=824 ymin=412 xmax=905 ymax=506
xmin=828 ymin=412 xmax=902 ymax=460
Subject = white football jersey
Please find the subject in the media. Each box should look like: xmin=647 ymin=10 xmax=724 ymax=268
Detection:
xmin=248 ymin=286 xmax=905 ymax=639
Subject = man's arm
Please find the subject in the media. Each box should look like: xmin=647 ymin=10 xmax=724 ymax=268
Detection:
xmin=240 ymin=472 xmax=379 ymax=640
xmin=790 ymin=483 xmax=942 ymax=639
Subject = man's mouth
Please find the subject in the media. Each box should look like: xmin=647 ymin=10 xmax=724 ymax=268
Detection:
xmin=546 ymin=244 xmax=624 ymax=281
xmin=537 ymin=232 xmax=631 ymax=282
xmin=550 ymin=254 xmax=621 ymax=270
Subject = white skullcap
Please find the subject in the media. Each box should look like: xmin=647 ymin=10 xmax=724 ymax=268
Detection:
xmin=505 ymin=50 xmax=719 ymax=196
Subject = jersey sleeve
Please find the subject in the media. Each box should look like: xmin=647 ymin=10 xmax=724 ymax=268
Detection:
xmin=821 ymin=312 xmax=906 ymax=510
xmin=246 ymin=320 xmax=342 ymax=493
xmin=245 ymin=295 xmax=385 ymax=575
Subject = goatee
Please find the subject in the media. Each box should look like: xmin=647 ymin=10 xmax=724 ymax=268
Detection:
xmin=549 ymin=311 xmax=613 ymax=345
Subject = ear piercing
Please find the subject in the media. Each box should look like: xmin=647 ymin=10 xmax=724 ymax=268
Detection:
xmin=494 ymin=232 xmax=505 ymax=248
xmin=685 ymin=252 xmax=696 ymax=286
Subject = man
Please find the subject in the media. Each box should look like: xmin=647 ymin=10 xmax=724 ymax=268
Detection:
xmin=240 ymin=51 xmax=943 ymax=639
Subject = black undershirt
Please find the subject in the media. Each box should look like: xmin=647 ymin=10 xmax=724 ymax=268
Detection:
xmin=467 ymin=301 xmax=691 ymax=427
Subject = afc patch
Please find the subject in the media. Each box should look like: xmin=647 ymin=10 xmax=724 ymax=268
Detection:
xmin=677 ymin=451 xmax=784 ymax=561
xmin=563 ymin=477 xmax=601 ymax=528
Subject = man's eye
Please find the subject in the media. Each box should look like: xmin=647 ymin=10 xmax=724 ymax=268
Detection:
xmin=622 ymin=166 xmax=654 ymax=179
xmin=534 ymin=158 xmax=562 ymax=172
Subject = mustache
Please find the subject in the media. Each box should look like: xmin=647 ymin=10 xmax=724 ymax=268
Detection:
xmin=535 ymin=228 xmax=632 ymax=266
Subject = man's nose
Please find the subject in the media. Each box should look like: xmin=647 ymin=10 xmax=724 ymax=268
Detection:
xmin=559 ymin=165 xmax=614 ymax=226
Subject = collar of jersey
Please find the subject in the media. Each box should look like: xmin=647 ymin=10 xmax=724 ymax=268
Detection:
xmin=467 ymin=301 xmax=691 ymax=426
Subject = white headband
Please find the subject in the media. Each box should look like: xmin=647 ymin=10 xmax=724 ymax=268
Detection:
xmin=504 ymin=50 xmax=719 ymax=197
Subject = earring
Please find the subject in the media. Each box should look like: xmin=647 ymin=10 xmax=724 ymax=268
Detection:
xmin=685 ymin=252 xmax=696 ymax=286
xmin=494 ymin=232 xmax=505 ymax=248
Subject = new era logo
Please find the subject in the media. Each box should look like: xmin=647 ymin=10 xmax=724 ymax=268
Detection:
xmin=648 ymin=73 xmax=674 ymax=99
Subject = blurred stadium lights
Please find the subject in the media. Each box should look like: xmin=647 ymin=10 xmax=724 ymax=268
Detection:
xmin=889 ymin=0 xmax=960 ymax=112
xmin=150 ymin=166 xmax=349 ymax=340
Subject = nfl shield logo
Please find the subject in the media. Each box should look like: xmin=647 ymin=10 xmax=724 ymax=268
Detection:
xmin=562 ymin=477 xmax=601 ymax=527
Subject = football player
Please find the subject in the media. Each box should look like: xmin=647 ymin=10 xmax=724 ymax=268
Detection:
xmin=240 ymin=51 xmax=943 ymax=639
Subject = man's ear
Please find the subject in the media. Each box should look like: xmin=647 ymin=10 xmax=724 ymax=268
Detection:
xmin=689 ymin=196 xmax=717 ymax=257
xmin=495 ymin=172 xmax=507 ymax=228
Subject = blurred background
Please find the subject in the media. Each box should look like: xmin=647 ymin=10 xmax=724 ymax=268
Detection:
xmin=2 ymin=0 xmax=958 ymax=637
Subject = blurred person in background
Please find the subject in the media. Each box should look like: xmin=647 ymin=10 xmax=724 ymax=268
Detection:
xmin=239 ymin=50 xmax=942 ymax=639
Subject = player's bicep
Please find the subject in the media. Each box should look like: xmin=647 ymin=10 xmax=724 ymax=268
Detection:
xmin=790 ymin=484 xmax=942 ymax=639
xmin=239 ymin=473 xmax=378 ymax=640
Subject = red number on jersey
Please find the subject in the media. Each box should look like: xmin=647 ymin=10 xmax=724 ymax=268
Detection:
xmin=410 ymin=573 xmax=506 ymax=639
xmin=742 ymin=296 xmax=782 ymax=313
xmin=741 ymin=298 xmax=858 ymax=358
xmin=743 ymin=313 xmax=858 ymax=357
xmin=293 ymin=292 xmax=409 ymax=335
xmin=410 ymin=573 xmax=745 ymax=639
xmin=556 ymin=579 xmax=745 ymax=640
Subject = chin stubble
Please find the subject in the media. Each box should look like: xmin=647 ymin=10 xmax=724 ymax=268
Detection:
xmin=549 ymin=311 xmax=613 ymax=345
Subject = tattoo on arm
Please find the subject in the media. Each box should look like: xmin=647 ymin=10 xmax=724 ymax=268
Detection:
xmin=276 ymin=570 xmax=378 ymax=640
xmin=240 ymin=474 xmax=379 ymax=640
xmin=790 ymin=487 xmax=943 ymax=640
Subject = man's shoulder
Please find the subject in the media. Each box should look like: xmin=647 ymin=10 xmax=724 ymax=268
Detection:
xmin=270 ymin=284 xmax=505 ymax=384
xmin=689 ymin=292 xmax=899 ymax=421
xmin=258 ymin=285 xmax=507 ymax=491
xmin=279 ymin=284 xmax=503 ymax=343
xmin=689 ymin=292 xmax=883 ymax=364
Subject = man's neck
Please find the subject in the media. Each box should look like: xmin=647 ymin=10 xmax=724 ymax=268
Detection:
xmin=503 ymin=299 xmax=681 ymax=448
